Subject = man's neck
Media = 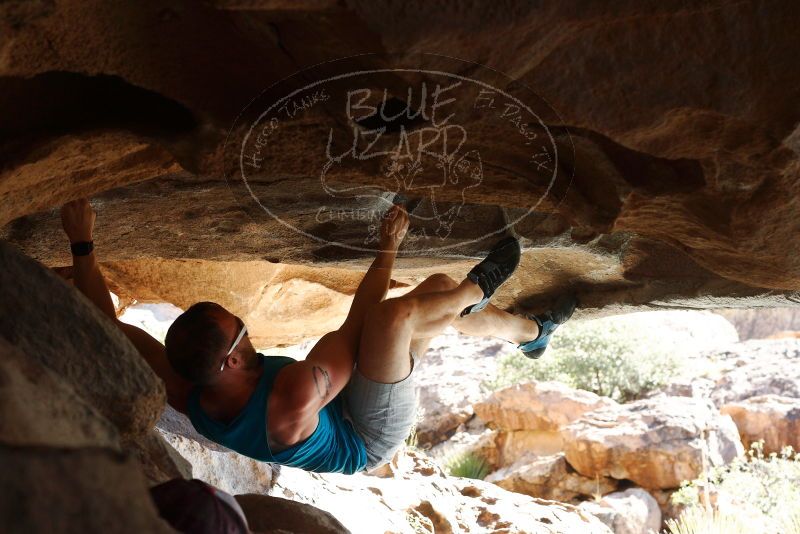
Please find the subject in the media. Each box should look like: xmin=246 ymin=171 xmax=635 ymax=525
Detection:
xmin=200 ymin=364 xmax=264 ymax=420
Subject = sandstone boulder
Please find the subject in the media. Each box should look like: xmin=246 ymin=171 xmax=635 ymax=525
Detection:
xmin=5 ymin=2 xmax=800 ymax=346
xmin=158 ymin=404 xmax=228 ymax=452
xmin=126 ymin=430 xmax=193 ymax=485
xmin=0 ymin=241 xmax=165 ymax=440
xmin=0 ymin=337 xmax=119 ymax=450
xmin=235 ymin=494 xmax=348 ymax=534
xmin=710 ymin=340 xmax=800 ymax=406
xmin=474 ymin=380 xmax=617 ymax=432
xmin=485 ymin=452 xmax=617 ymax=502
xmin=652 ymin=378 xmax=715 ymax=400
xmin=562 ymin=397 xmax=743 ymax=489
xmin=0 ymin=446 xmax=172 ymax=534
xmin=274 ymin=449 xmax=613 ymax=533
xmin=103 ymin=259 xmax=366 ymax=348
xmin=579 ymin=488 xmax=661 ymax=534
xmin=160 ymin=431 xmax=278 ymax=495
xmin=365 ymin=447 xmax=446 ymax=479
xmin=472 ymin=380 xmax=617 ymax=467
xmin=721 ymin=394 xmax=800 ymax=454
xmin=414 ymin=330 xmax=505 ymax=448
xmin=495 ymin=428 xmax=566 ymax=465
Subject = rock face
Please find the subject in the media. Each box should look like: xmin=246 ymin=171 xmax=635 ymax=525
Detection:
xmin=235 ymin=494 xmax=349 ymax=534
xmin=3 ymin=2 xmax=800 ymax=345
xmin=414 ymin=330 xmax=506 ymax=448
xmin=579 ymin=488 xmax=661 ymax=534
xmin=103 ymin=259 xmax=367 ymax=348
xmin=562 ymin=397 xmax=744 ymax=489
xmin=160 ymin=430 xmax=279 ymax=495
xmin=471 ymin=380 xmax=618 ymax=467
xmin=485 ymin=452 xmax=618 ymax=502
xmin=710 ymin=339 xmax=800 ymax=406
xmin=0 ymin=337 xmax=120 ymax=450
xmin=0 ymin=242 xmax=165 ymax=440
xmin=0 ymin=240 xmax=362 ymax=533
xmin=1 ymin=446 xmax=173 ymax=534
xmin=475 ymin=381 xmax=617 ymax=432
xmin=274 ymin=448 xmax=613 ymax=533
xmin=722 ymin=395 xmax=800 ymax=454
xmin=0 ymin=242 xmax=175 ymax=531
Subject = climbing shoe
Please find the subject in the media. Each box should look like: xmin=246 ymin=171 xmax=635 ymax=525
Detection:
xmin=461 ymin=236 xmax=521 ymax=316
xmin=518 ymin=294 xmax=577 ymax=359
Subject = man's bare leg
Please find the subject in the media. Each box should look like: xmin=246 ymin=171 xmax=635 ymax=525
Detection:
xmin=403 ymin=273 xmax=539 ymax=359
xmin=358 ymin=276 xmax=484 ymax=383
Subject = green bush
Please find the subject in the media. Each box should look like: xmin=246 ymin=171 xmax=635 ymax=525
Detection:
xmin=484 ymin=317 xmax=685 ymax=402
xmin=445 ymin=452 xmax=490 ymax=480
xmin=670 ymin=442 xmax=800 ymax=533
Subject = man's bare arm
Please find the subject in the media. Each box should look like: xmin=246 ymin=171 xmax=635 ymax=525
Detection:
xmin=271 ymin=205 xmax=409 ymax=428
xmin=269 ymin=330 xmax=356 ymax=442
xmin=61 ymin=199 xmax=191 ymax=412
xmin=339 ymin=205 xmax=408 ymax=339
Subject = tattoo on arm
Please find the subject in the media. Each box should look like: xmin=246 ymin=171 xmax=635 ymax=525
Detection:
xmin=312 ymin=366 xmax=332 ymax=400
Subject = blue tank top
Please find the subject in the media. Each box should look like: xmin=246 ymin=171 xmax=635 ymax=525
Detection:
xmin=186 ymin=354 xmax=367 ymax=474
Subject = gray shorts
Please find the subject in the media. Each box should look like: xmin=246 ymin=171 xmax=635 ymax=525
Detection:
xmin=341 ymin=353 xmax=418 ymax=471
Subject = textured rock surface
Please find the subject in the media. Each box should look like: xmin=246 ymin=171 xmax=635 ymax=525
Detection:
xmin=485 ymin=452 xmax=618 ymax=502
xmin=161 ymin=431 xmax=279 ymax=495
xmin=0 ymin=240 xmax=184 ymax=531
xmin=103 ymin=259 xmax=366 ymax=348
xmin=721 ymin=394 xmax=800 ymax=454
xmin=475 ymin=381 xmax=617 ymax=432
xmin=235 ymin=494 xmax=348 ymax=534
xmin=274 ymin=448 xmax=613 ymax=533
xmin=0 ymin=241 xmax=165 ymax=440
xmin=413 ymin=329 xmax=505 ymax=448
xmin=126 ymin=430 xmax=193 ymax=485
xmin=579 ymin=488 xmax=661 ymax=534
xmin=0 ymin=337 xmax=120 ymax=450
xmin=562 ymin=397 xmax=744 ymax=489
xmin=158 ymin=404 xmax=229 ymax=452
xmin=471 ymin=380 xmax=618 ymax=469
xmin=0 ymin=446 xmax=173 ymax=534
xmin=0 ymin=240 xmax=355 ymax=534
xmin=709 ymin=339 xmax=800 ymax=405
xmin=3 ymin=1 xmax=800 ymax=342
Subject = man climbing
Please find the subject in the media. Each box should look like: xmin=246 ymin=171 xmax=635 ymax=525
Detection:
xmin=60 ymin=198 xmax=576 ymax=474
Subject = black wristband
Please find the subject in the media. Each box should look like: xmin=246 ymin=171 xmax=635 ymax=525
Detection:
xmin=70 ymin=241 xmax=94 ymax=257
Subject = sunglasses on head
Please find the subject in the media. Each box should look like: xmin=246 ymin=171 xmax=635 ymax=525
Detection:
xmin=220 ymin=320 xmax=248 ymax=372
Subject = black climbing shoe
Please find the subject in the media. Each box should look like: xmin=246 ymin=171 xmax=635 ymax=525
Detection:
xmin=460 ymin=236 xmax=521 ymax=316
xmin=518 ymin=295 xmax=577 ymax=359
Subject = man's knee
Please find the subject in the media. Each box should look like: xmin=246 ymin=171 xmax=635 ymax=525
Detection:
xmin=367 ymin=298 xmax=416 ymax=333
xmin=424 ymin=273 xmax=458 ymax=291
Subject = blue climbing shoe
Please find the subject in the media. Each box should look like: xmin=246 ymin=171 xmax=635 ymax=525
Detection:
xmin=460 ymin=236 xmax=521 ymax=317
xmin=518 ymin=295 xmax=577 ymax=359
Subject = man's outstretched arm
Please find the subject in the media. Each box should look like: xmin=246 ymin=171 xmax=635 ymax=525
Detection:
xmin=339 ymin=204 xmax=408 ymax=339
xmin=270 ymin=205 xmax=409 ymax=432
xmin=61 ymin=199 xmax=191 ymax=412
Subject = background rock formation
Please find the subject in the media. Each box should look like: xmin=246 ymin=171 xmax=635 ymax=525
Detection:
xmin=2 ymin=1 xmax=800 ymax=345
